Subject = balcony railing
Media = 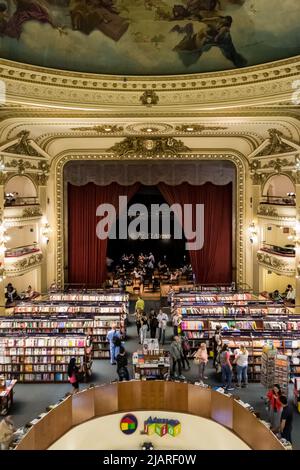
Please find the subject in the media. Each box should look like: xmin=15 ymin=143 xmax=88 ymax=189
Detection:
xmin=260 ymin=243 xmax=295 ymax=257
xmin=4 ymin=197 xmax=39 ymax=207
xmin=5 ymin=244 xmax=40 ymax=258
xmin=260 ymin=195 xmax=296 ymax=206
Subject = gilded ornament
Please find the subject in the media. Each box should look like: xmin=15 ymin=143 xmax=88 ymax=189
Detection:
xmin=70 ymin=125 xmax=124 ymax=134
xmin=175 ymin=124 xmax=227 ymax=133
xmin=139 ymin=90 xmax=159 ymax=107
xmin=108 ymin=136 xmax=190 ymax=158
xmin=257 ymin=129 xmax=296 ymax=156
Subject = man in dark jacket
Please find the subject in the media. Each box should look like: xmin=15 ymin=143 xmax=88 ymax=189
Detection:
xmin=170 ymin=336 xmax=185 ymax=379
xmin=116 ymin=346 xmax=129 ymax=381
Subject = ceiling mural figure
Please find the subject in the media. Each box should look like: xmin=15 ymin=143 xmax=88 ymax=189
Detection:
xmin=0 ymin=0 xmax=299 ymax=75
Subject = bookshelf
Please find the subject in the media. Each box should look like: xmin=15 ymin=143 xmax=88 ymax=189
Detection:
xmin=0 ymin=315 xmax=125 ymax=360
xmin=14 ymin=302 xmax=127 ymax=316
xmin=222 ymin=335 xmax=299 ymax=382
xmin=0 ymin=335 xmax=86 ymax=383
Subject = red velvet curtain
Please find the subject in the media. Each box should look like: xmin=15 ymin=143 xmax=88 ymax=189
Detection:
xmin=158 ymin=182 xmax=232 ymax=284
xmin=68 ymin=182 xmax=140 ymax=287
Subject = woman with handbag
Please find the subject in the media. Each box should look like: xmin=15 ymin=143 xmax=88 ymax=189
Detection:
xmin=68 ymin=357 xmax=81 ymax=394
xmin=194 ymin=343 xmax=208 ymax=383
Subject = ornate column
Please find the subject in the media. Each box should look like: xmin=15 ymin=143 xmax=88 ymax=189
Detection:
xmin=0 ymin=173 xmax=6 ymax=314
xmin=34 ymin=172 xmax=50 ymax=294
xmin=295 ymin=182 xmax=300 ymax=309
xmin=251 ymin=184 xmax=261 ymax=294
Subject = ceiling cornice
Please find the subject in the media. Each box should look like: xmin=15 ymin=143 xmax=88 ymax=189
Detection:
xmin=0 ymin=56 xmax=300 ymax=110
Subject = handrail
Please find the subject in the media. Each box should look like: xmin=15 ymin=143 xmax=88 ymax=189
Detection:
xmin=14 ymin=381 xmax=285 ymax=451
xmin=4 ymin=197 xmax=39 ymax=207
xmin=260 ymin=244 xmax=295 ymax=257
xmin=260 ymin=196 xmax=296 ymax=206
xmin=5 ymin=244 xmax=40 ymax=257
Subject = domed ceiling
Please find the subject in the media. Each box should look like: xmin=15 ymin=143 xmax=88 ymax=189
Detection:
xmin=0 ymin=0 xmax=299 ymax=76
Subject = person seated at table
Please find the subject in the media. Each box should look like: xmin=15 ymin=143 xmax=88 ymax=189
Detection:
xmin=5 ymin=284 xmax=20 ymax=306
xmin=24 ymin=285 xmax=40 ymax=300
xmin=283 ymin=284 xmax=295 ymax=304
xmin=269 ymin=289 xmax=282 ymax=302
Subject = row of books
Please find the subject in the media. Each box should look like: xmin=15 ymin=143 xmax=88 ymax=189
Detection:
xmin=2 ymin=373 xmax=70 ymax=382
xmin=0 ymin=337 xmax=86 ymax=347
xmin=14 ymin=304 xmax=125 ymax=314
xmin=49 ymin=292 xmax=128 ymax=302
xmin=0 ymin=335 xmax=85 ymax=382
xmin=177 ymin=305 xmax=288 ymax=316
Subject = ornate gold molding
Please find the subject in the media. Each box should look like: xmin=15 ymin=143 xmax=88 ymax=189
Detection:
xmin=0 ymin=56 xmax=300 ymax=109
xmin=53 ymin=151 xmax=247 ymax=289
xmin=257 ymin=250 xmax=295 ymax=276
xmin=108 ymin=136 xmax=190 ymax=158
xmin=5 ymin=252 xmax=43 ymax=276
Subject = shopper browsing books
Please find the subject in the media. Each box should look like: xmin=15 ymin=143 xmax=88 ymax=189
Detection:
xmin=266 ymin=384 xmax=282 ymax=432
xmin=220 ymin=344 xmax=234 ymax=391
xmin=212 ymin=325 xmax=222 ymax=370
xmin=172 ymin=311 xmax=182 ymax=337
xmin=149 ymin=310 xmax=158 ymax=339
xmin=140 ymin=313 xmax=149 ymax=345
xmin=106 ymin=324 xmax=122 ymax=365
xmin=67 ymin=357 xmax=81 ymax=394
xmin=157 ymin=309 xmax=168 ymax=345
xmin=180 ymin=335 xmax=191 ymax=371
xmin=170 ymin=336 xmax=185 ymax=380
xmin=279 ymin=396 xmax=293 ymax=444
xmin=135 ymin=309 xmax=142 ymax=336
xmin=194 ymin=343 xmax=208 ymax=383
xmin=135 ymin=296 xmax=145 ymax=312
xmin=0 ymin=416 xmax=16 ymax=450
xmin=116 ymin=346 xmax=130 ymax=381
xmin=234 ymin=344 xmax=248 ymax=388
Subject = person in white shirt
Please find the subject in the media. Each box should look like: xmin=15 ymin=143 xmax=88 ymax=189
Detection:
xmin=286 ymin=285 xmax=295 ymax=304
xmin=157 ymin=309 xmax=168 ymax=345
xmin=234 ymin=344 xmax=248 ymax=388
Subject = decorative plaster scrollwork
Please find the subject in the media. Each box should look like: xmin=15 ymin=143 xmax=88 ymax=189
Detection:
xmin=108 ymin=136 xmax=190 ymax=158
xmin=70 ymin=125 xmax=124 ymax=134
xmin=257 ymin=205 xmax=278 ymax=217
xmin=257 ymin=251 xmax=295 ymax=276
xmin=139 ymin=90 xmax=159 ymax=107
xmin=22 ymin=206 xmax=42 ymax=218
xmin=5 ymin=253 xmax=43 ymax=275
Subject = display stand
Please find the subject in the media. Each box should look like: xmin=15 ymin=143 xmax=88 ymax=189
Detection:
xmin=132 ymin=339 xmax=170 ymax=380
xmin=0 ymin=378 xmax=16 ymax=415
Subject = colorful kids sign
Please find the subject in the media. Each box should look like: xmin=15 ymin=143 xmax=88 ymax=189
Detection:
xmin=120 ymin=414 xmax=138 ymax=435
xmin=144 ymin=417 xmax=181 ymax=437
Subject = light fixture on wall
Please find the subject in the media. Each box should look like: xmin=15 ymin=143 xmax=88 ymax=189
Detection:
xmin=41 ymin=217 xmax=51 ymax=244
xmin=249 ymin=222 xmax=257 ymax=243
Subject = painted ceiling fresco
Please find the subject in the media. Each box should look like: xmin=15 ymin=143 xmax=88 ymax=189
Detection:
xmin=0 ymin=0 xmax=299 ymax=75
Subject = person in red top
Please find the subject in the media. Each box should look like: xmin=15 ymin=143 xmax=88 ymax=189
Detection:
xmin=266 ymin=383 xmax=282 ymax=432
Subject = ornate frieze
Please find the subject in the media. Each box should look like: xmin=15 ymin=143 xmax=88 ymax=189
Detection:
xmin=70 ymin=125 xmax=124 ymax=134
xmin=256 ymin=129 xmax=296 ymax=157
xmin=139 ymin=90 xmax=159 ymax=107
xmin=257 ymin=250 xmax=295 ymax=276
xmin=0 ymin=56 xmax=300 ymax=109
xmin=5 ymin=252 xmax=43 ymax=276
xmin=175 ymin=124 xmax=227 ymax=133
xmin=108 ymin=136 xmax=190 ymax=158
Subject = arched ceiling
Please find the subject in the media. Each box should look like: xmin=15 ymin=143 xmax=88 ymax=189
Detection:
xmin=1 ymin=0 xmax=300 ymax=76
